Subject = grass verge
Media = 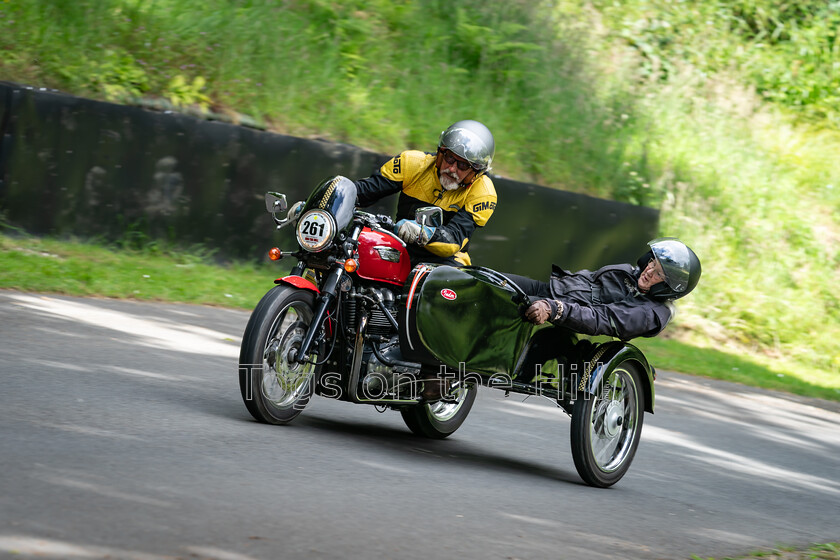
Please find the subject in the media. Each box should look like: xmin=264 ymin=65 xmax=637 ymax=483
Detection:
xmin=2 ymin=232 xmax=838 ymax=404
xmin=0 ymin=232 xmax=287 ymax=310
xmin=692 ymin=542 xmax=840 ymax=560
xmin=634 ymin=336 xmax=840 ymax=403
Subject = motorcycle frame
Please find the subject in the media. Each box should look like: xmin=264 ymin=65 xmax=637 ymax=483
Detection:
xmin=496 ymin=340 xmax=655 ymax=415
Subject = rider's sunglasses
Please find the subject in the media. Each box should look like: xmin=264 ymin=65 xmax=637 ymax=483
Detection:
xmin=440 ymin=149 xmax=476 ymax=172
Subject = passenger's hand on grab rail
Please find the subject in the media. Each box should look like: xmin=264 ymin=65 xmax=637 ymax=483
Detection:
xmin=525 ymin=299 xmax=564 ymax=324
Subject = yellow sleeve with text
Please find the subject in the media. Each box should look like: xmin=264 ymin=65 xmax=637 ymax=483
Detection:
xmin=379 ymin=150 xmax=432 ymax=184
xmin=464 ymin=176 xmax=497 ymax=227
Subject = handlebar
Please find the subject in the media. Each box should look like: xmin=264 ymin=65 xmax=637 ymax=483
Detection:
xmin=354 ymin=210 xmax=395 ymax=230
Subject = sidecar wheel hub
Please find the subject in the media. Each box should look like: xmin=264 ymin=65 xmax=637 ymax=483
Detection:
xmin=603 ymin=401 xmax=624 ymax=438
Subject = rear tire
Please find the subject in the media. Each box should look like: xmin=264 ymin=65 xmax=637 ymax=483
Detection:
xmin=400 ymin=381 xmax=478 ymax=439
xmin=570 ymin=361 xmax=644 ymax=487
xmin=239 ymin=286 xmax=318 ymax=425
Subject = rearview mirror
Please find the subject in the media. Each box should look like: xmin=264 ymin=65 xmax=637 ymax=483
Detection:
xmin=415 ymin=206 xmax=443 ymax=228
xmin=265 ymin=193 xmax=305 ymax=229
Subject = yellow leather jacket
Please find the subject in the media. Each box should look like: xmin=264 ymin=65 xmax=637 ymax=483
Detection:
xmin=354 ymin=150 xmax=497 ymax=266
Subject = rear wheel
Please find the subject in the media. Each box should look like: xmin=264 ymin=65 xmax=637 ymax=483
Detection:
xmin=400 ymin=380 xmax=478 ymax=439
xmin=570 ymin=361 xmax=644 ymax=487
xmin=239 ymin=286 xmax=318 ymax=424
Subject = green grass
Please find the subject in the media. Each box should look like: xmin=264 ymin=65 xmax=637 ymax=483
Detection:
xmin=635 ymin=337 xmax=840 ymax=402
xmin=692 ymin=542 xmax=840 ymax=560
xmin=3 ymin=231 xmax=839 ymax=404
xmin=0 ymin=232 xmax=285 ymax=310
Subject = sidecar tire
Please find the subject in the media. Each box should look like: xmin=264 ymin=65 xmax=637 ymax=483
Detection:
xmin=239 ymin=286 xmax=318 ymax=425
xmin=400 ymin=382 xmax=478 ymax=439
xmin=570 ymin=361 xmax=644 ymax=488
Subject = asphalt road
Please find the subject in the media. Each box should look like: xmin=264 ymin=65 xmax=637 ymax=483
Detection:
xmin=1 ymin=290 xmax=838 ymax=560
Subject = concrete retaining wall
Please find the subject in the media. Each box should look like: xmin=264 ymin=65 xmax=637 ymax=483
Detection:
xmin=0 ymin=81 xmax=658 ymax=278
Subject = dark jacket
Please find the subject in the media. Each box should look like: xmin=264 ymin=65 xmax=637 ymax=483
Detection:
xmin=549 ymin=263 xmax=672 ymax=340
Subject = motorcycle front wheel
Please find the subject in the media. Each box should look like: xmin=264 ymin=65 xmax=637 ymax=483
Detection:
xmin=570 ymin=361 xmax=644 ymax=488
xmin=239 ymin=286 xmax=319 ymax=425
xmin=400 ymin=380 xmax=478 ymax=439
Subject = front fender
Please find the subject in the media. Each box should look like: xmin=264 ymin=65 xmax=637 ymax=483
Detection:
xmin=274 ymin=275 xmax=320 ymax=293
xmin=580 ymin=341 xmax=655 ymax=413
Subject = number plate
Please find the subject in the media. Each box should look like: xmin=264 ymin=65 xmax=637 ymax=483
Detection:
xmin=296 ymin=210 xmax=335 ymax=252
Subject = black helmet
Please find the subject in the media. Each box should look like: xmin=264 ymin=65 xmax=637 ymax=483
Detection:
xmin=637 ymin=238 xmax=701 ymax=300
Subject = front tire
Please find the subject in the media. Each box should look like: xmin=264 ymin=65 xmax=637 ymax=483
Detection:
xmin=400 ymin=381 xmax=478 ymax=439
xmin=570 ymin=361 xmax=644 ymax=488
xmin=239 ymin=286 xmax=318 ymax=425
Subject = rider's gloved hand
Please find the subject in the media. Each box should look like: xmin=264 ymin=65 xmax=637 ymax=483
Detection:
xmin=395 ymin=219 xmax=435 ymax=246
xmin=525 ymin=299 xmax=564 ymax=324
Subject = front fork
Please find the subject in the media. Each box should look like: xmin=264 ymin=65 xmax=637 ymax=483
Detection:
xmin=294 ymin=225 xmax=361 ymax=364
xmin=294 ymin=267 xmax=343 ymax=363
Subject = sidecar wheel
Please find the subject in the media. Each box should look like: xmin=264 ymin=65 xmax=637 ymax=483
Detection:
xmin=239 ymin=286 xmax=318 ymax=425
xmin=400 ymin=381 xmax=478 ymax=439
xmin=570 ymin=361 xmax=644 ymax=488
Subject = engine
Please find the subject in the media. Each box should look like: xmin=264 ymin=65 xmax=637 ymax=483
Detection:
xmin=360 ymin=336 xmax=421 ymax=399
xmin=342 ymin=286 xmax=421 ymax=400
xmin=343 ymin=286 xmax=398 ymax=337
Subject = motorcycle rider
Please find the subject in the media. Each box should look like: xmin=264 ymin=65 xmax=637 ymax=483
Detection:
xmin=510 ymin=237 xmax=701 ymax=339
xmin=353 ymin=120 xmax=497 ymax=267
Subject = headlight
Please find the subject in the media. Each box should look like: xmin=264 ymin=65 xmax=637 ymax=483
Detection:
xmin=296 ymin=209 xmax=336 ymax=252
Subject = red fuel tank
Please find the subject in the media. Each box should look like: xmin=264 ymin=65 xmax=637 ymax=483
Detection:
xmin=355 ymin=227 xmax=411 ymax=286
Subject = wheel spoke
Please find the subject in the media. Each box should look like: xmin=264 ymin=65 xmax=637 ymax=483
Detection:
xmin=259 ymin=303 xmax=315 ymax=409
xmin=589 ymin=367 xmax=639 ymax=472
xmin=240 ymin=288 xmax=319 ymax=425
xmin=593 ymin=433 xmax=618 ymax=465
xmin=571 ymin=358 xmax=645 ymax=487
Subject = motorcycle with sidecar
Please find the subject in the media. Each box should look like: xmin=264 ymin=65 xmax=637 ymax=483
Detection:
xmin=239 ymin=175 xmax=656 ymax=487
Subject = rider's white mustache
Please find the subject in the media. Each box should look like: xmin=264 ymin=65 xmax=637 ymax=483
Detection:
xmin=440 ymin=171 xmax=461 ymax=190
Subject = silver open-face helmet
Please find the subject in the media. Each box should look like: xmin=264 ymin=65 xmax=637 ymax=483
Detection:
xmin=435 ymin=120 xmax=495 ymax=185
